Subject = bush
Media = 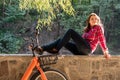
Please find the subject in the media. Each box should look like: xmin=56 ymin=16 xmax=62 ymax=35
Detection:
xmin=0 ymin=30 xmax=24 ymax=54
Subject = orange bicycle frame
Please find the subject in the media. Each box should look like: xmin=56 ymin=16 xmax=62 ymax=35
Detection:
xmin=21 ymin=57 xmax=48 ymax=80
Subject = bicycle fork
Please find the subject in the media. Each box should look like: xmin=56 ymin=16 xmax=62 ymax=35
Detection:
xmin=21 ymin=57 xmax=48 ymax=80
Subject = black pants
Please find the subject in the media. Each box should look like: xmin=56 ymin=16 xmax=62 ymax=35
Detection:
xmin=42 ymin=29 xmax=91 ymax=55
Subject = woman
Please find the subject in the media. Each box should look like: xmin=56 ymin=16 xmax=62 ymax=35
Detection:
xmin=31 ymin=13 xmax=111 ymax=59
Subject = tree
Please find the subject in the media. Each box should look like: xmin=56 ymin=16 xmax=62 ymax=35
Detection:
xmin=19 ymin=0 xmax=75 ymax=29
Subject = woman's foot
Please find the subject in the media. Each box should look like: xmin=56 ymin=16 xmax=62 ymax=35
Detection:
xmin=52 ymin=48 xmax=58 ymax=52
xmin=28 ymin=44 xmax=43 ymax=55
xmin=47 ymin=48 xmax=58 ymax=53
xmin=34 ymin=46 xmax=43 ymax=55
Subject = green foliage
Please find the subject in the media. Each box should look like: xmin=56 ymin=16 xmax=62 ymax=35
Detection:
xmin=19 ymin=0 xmax=75 ymax=29
xmin=59 ymin=0 xmax=93 ymax=34
xmin=3 ymin=5 xmax=26 ymax=22
xmin=60 ymin=14 xmax=85 ymax=34
xmin=0 ymin=30 xmax=24 ymax=54
xmin=1 ymin=0 xmax=26 ymax=23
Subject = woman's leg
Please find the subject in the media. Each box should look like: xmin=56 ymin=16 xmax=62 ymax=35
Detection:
xmin=56 ymin=29 xmax=91 ymax=55
xmin=41 ymin=38 xmax=61 ymax=53
xmin=64 ymin=42 xmax=84 ymax=55
xmin=41 ymin=29 xmax=91 ymax=54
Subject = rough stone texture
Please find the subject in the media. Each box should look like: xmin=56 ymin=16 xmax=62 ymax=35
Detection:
xmin=0 ymin=54 xmax=120 ymax=80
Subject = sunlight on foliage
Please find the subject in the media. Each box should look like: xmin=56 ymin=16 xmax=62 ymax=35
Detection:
xmin=19 ymin=0 xmax=75 ymax=29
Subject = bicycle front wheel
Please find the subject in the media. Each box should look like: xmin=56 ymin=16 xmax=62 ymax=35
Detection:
xmin=30 ymin=68 xmax=68 ymax=80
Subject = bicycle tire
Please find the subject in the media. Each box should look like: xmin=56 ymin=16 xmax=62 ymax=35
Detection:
xmin=30 ymin=68 xmax=68 ymax=80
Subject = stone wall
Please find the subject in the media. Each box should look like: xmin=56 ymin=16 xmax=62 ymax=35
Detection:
xmin=0 ymin=54 xmax=120 ymax=80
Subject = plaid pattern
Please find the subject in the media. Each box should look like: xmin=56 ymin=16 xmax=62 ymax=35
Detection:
xmin=82 ymin=25 xmax=108 ymax=53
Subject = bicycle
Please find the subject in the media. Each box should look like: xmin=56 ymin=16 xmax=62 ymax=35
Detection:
xmin=21 ymin=29 xmax=68 ymax=80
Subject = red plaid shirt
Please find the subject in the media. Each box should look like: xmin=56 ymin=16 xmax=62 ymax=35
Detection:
xmin=82 ymin=25 xmax=108 ymax=53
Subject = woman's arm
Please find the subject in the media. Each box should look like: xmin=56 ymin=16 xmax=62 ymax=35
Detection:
xmin=97 ymin=26 xmax=111 ymax=59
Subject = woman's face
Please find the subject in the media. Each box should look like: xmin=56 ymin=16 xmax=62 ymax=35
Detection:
xmin=89 ymin=15 xmax=99 ymax=27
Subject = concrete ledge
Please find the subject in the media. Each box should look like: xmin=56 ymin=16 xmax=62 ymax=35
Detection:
xmin=0 ymin=54 xmax=120 ymax=80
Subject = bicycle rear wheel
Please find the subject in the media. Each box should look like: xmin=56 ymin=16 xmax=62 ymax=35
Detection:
xmin=30 ymin=68 xmax=68 ymax=80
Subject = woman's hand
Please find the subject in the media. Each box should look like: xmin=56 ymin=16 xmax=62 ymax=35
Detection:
xmin=104 ymin=50 xmax=111 ymax=59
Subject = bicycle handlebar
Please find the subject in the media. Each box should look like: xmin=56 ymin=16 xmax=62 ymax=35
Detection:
xmin=29 ymin=29 xmax=59 ymax=65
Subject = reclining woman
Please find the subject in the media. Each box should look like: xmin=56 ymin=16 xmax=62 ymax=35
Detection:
xmin=31 ymin=13 xmax=111 ymax=59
